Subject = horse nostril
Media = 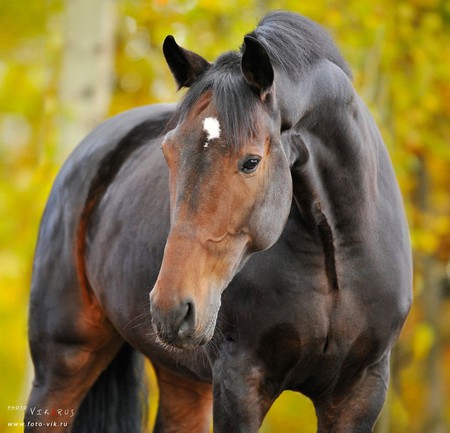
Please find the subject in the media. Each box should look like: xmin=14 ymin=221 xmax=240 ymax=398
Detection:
xmin=177 ymin=301 xmax=196 ymax=339
xmin=149 ymin=293 xmax=197 ymax=343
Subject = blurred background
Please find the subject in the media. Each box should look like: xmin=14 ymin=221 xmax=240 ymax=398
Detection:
xmin=0 ymin=0 xmax=449 ymax=432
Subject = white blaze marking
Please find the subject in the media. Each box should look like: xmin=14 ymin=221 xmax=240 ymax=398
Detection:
xmin=202 ymin=117 xmax=221 ymax=148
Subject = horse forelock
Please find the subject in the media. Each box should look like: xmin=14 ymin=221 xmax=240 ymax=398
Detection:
xmin=168 ymin=52 xmax=262 ymax=153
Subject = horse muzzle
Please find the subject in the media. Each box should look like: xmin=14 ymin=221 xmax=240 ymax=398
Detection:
xmin=149 ymin=288 xmax=218 ymax=349
xmin=148 ymin=228 xmax=243 ymax=349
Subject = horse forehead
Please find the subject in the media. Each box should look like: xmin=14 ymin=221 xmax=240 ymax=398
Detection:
xmin=175 ymin=96 xmax=268 ymax=155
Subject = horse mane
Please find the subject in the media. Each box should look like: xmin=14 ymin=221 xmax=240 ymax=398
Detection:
xmin=169 ymin=11 xmax=351 ymax=151
xmin=249 ymin=11 xmax=352 ymax=80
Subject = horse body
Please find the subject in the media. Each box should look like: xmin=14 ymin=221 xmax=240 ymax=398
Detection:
xmin=26 ymin=11 xmax=411 ymax=433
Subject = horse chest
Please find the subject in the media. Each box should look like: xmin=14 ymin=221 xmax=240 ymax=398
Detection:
xmin=213 ymin=288 xmax=378 ymax=399
xmin=210 ymin=240 xmax=383 ymax=393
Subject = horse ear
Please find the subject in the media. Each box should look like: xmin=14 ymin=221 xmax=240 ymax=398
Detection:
xmin=241 ymin=36 xmax=274 ymax=101
xmin=163 ymin=35 xmax=210 ymax=89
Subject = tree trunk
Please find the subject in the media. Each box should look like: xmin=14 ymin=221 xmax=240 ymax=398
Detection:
xmin=58 ymin=0 xmax=117 ymax=159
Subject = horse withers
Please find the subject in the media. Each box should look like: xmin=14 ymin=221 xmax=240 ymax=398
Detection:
xmin=26 ymin=11 xmax=412 ymax=433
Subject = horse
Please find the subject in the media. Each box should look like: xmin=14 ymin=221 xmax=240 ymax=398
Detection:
xmin=26 ymin=11 xmax=412 ymax=433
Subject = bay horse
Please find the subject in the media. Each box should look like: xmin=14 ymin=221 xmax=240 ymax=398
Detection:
xmin=26 ymin=11 xmax=412 ymax=433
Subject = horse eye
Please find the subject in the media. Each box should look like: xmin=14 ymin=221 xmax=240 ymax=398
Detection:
xmin=241 ymin=157 xmax=261 ymax=174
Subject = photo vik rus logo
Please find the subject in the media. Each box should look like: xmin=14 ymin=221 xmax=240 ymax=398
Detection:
xmin=6 ymin=406 xmax=75 ymax=429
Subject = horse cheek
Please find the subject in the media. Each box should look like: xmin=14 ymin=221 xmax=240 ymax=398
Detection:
xmin=249 ymin=155 xmax=292 ymax=251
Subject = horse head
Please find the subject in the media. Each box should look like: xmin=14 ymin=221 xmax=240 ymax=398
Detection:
xmin=149 ymin=36 xmax=292 ymax=348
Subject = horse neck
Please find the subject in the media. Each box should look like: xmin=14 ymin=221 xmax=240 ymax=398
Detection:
xmin=278 ymin=59 xmax=381 ymax=234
